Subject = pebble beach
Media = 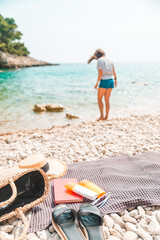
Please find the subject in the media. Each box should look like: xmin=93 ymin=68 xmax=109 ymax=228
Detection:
xmin=0 ymin=113 xmax=160 ymax=240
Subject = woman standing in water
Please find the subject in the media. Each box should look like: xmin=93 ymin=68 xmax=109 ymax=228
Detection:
xmin=88 ymin=49 xmax=117 ymax=120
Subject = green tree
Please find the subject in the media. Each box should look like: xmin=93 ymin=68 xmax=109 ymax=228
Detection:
xmin=0 ymin=14 xmax=29 ymax=56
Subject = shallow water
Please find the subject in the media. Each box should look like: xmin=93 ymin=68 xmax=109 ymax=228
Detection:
xmin=0 ymin=62 xmax=160 ymax=132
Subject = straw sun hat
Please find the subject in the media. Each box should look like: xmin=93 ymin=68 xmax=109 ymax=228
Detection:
xmin=18 ymin=154 xmax=67 ymax=180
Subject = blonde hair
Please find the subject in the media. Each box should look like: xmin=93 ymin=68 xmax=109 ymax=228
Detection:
xmin=88 ymin=48 xmax=105 ymax=64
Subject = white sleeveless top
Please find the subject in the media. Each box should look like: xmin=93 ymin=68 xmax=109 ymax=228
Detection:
xmin=97 ymin=57 xmax=114 ymax=80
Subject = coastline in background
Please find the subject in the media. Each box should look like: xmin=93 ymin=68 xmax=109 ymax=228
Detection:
xmin=0 ymin=62 xmax=160 ymax=132
xmin=0 ymin=50 xmax=58 ymax=69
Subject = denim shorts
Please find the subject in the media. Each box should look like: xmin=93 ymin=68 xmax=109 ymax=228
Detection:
xmin=99 ymin=79 xmax=114 ymax=89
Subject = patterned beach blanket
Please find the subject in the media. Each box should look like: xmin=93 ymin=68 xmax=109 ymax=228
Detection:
xmin=29 ymin=151 xmax=160 ymax=233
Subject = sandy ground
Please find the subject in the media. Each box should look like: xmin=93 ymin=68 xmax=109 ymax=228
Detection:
xmin=0 ymin=113 xmax=160 ymax=239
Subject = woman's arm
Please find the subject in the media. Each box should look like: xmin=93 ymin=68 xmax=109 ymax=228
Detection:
xmin=113 ymin=65 xmax=117 ymax=87
xmin=95 ymin=69 xmax=103 ymax=89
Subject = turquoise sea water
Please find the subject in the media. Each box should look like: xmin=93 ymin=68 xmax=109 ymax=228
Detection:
xmin=0 ymin=62 xmax=160 ymax=132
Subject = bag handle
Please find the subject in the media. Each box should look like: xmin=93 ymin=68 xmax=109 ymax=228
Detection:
xmin=14 ymin=209 xmax=29 ymax=240
xmin=0 ymin=179 xmax=17 ymax=208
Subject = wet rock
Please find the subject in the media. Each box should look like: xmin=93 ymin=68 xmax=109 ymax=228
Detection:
xmin=33 ymin=104 xmax=46 ymax=112
xmin=45 ymin=104 xmax=64 ymax=112
xmin=66 ymin=113 xmax=80 ymax=119
xmin=131 ymin=81 xmax=148 ymax=86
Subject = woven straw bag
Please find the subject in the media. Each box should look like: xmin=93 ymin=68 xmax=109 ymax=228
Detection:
xmin=0 ymin=166 xmax=50 ymax=240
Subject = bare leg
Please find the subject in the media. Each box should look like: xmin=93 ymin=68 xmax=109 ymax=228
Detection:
xmin=104 ymin=88 xmax=112 ymax=120
xmin=97 ymin=88 xmax=107 ymax=120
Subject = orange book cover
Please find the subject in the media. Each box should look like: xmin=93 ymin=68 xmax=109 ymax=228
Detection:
xmin=53 ymin=178 xmax=83 ymax=204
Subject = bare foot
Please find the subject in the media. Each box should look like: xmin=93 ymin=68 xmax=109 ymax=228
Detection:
xmin=103 ymin=117 xmax=108 ymax=120
xmin=97 ymin=116 xmax=104 ymax=121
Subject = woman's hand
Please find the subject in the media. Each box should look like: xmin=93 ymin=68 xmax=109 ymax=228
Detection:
xmin=95 ymin=69 xmax=102 ymax=90
xmin=114 ymin=79 xmax=117 ymax=87
xmin=95 ymin=82 xmax=98 ymax=89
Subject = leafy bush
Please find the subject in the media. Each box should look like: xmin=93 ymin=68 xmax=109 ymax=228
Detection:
xmin=0 ymin=14 xmax=30 ymax=56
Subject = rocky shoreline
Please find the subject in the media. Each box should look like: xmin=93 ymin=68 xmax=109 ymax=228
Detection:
xmin=0 ymin=51 xmax=59 ymax=69
xmin=0 ymin=114 xmax=160 ymax=239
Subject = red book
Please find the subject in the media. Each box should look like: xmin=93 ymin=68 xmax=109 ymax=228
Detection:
xmin=53 ymin=178 xmax=83 ymax=204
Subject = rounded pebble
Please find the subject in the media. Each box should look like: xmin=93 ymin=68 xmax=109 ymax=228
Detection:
xmin=103 ymin=226 xmax=110 ymax=238
xmin=123 ymin=231 xmax=138 ymax=240
xmin=104 ymin=215 xmax=115 ymax=228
